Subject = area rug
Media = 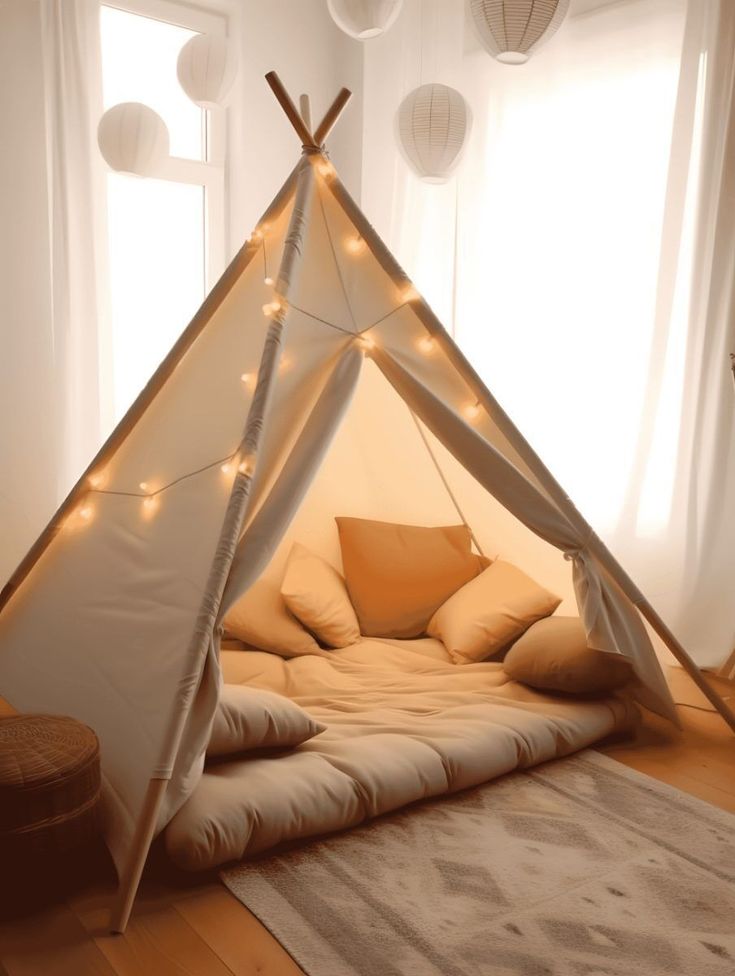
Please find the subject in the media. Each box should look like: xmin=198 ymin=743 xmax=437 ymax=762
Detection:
xmin=221 ymin=751 xmax=735 ymax=976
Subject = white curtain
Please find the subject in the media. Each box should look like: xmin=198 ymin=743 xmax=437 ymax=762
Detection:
xmin=363 ymin=0 xmax=735 ymax=670
xmin=41 ymin=0 xmax=111 ymax=496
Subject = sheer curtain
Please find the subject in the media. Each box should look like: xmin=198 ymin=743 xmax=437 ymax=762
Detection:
xmin=41 ymin=0 xmax=112 ymax=496
xmin=362 ymin=0 xmax=735 ymax=670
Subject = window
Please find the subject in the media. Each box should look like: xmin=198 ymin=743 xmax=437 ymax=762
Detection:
xmin=99 ymin=1 xmax=227 ymax=420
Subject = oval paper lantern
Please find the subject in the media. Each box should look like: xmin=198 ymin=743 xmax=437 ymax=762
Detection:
xmin=97 ymin=103 xmax=169 ymax=176
xmin=468 ymin=0 xmax=570 ymax=64
xmin=177 ymin=33 xmax=238 ymax=108
xmin=396 ymin=84 xmax=471 ymax=183
xmin=327 ymin=0 xmax=403 ymax=40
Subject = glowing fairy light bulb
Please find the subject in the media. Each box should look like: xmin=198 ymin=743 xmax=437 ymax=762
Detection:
xmin=402 ymin=284 xmax=420 ymax=304
xmin=78 ymin=504 xmax=93 ymax=522
xmin=221 ymin=461 xmax=233 ymax=475
xmin=317 ymin=159 xmax=335 ymax=179
xmin=279 ymin=355 xmax=292 ymax=374
xmin=418 ymin=335 xmax=435 ymax=354
xmin=359 ymin=334 xmax=376 ymax=351
xmin=240 ymin=372 xmax=255 ymax=390
xmin=464 ymin=401 xmax=481 ymax=422
xmin=139 ymin=481 xmax=149 ymax=492
xmin=345 ymin=235 xmax=366 ymax=256
xmin=88 ymin=471 xmax=104 ymax=489
xmin=264 ymin=275 xmax=274 ymax=287
xmin=251 ymin=228 xmax=263 ymax=243
xmin=238 ymin=455 xmax=255 ymax=476
xmin=262 ymin=299 xmax=282 ymax=318
xmin=142 ymin=493 xmax=160 ymax=520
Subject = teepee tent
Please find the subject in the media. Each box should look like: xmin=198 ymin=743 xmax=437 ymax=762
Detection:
xmin=0 ymin=74 xmax=733 ymax=932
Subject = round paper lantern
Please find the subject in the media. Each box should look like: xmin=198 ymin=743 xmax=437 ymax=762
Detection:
xmin=97 ymin=103 xmax=169 ymax=176
xmin=468 ymin=0 xmax=570 ymax=64
xmin=327 ymin=0 xmax=403 ymax=40
xmin=396 ymin=84 xmax=471 ymax=184
xmin=177 ymin=33 xmax=238 ymax=108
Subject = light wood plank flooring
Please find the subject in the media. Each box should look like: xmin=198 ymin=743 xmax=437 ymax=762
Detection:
xmin=1 ymin=667 xmax=733 ymax=976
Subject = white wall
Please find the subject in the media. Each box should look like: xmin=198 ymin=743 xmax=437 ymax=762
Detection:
xmin=0 ymin=0 xmax=364 ymax=586
xmin=227 ymin=0 xmax=364 ymax=255
xmin=0 ymin=0 xmax=59 ymax=585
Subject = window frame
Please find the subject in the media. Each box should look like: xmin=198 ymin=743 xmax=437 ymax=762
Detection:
xmin=99 ymin=0 xmax=231 ymax=287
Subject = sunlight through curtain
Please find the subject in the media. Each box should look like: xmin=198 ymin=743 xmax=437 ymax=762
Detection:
xmin=363 ymin=0 xmax=735 ymax=669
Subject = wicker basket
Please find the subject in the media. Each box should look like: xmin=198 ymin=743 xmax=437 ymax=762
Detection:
xmin=0 ymin=714 xmax=101 ymax=860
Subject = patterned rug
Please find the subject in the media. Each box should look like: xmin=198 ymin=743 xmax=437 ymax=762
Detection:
xmin=221 ymin=751 xmax=735 ymax=976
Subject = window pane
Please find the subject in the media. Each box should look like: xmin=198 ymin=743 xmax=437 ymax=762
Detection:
xmin=107 ymin=174 xmax=205 ymax=419
xmin=100 ymin=5 xmax=204 ymax=160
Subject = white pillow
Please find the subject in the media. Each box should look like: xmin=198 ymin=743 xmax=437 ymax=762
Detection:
xmin=207 ymin=684 xmax=326 ymax=758
xmin=281 ymin=543 xmax=360 ymax=648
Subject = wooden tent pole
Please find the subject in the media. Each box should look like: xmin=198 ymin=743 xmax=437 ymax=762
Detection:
xmin=299 ymin=93 xmax=312 ymax=133
xmin=110 ymin=155 xmax=317 ymax=934
xmin=313 ymin=87 xmax=352 ymax=146
xmin=265 ymin=71 xmax=317 ymax=147
xmin=109 ymin=779 xmax=167 ymax=932
xmin=323 ymin=171 xmax=735 ymax=736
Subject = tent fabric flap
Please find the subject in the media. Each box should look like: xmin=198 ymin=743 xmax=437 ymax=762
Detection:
xmin=371 ymin=345 xmax=677 ymax=721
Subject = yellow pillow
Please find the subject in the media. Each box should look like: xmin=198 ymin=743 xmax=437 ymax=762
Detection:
xmin=281 ymin=543 xmax=361 ymax=648
xmin=427 ymin=560 xmax=561 ymax=664
xmin=504 ymin=616 xmax=632 ymax=695
xmin=336 ymin=518 xmax=486 ymax=639
xmin=223 ymin=577 xmax=320 ymax=658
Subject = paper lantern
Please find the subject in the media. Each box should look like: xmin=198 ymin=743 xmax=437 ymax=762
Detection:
xmin=396 ymin=84 xmax=471 ymax=183
xmin=177 ymin=33 xmax=238 ymax=108
xmin=468 ymin=0 xmax=570 ymax=64
xmin=327 ymin=0 xmax=403 ymax=40
xmin=97 ymin=103 xmax=169 ymax=176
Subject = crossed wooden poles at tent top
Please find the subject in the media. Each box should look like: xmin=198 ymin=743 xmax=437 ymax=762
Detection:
xmin=265 ymin=70 xmax=352 ymax=152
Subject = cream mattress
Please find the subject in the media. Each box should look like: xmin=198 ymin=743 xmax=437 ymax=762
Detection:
xmin=165 ymin=638 xmax=637 ymax=871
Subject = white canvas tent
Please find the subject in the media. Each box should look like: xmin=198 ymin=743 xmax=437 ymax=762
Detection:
xmin=0 ymin=75 xmax=733 ymax=932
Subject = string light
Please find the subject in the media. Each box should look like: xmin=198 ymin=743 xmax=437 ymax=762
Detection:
xmin=142 ymin=494 xmax=159 ymax=519
xmin=358 ymin=334 xmax=376 ymax=351
xmin=402 ymin=284 xmax=420 ymax=303
xmin=251 ymin=228 xmax=263 ymax=243
xmin=139 ymin=481 xmax=149 ymax=492
xmin=417 ymin=335 xmax=435 ymax=354
xmin=238 ymin=455 xmax=255 ymax=476
xmin=345 ymin=235 xmax=366 ymax=256
xmin=264 ymin=275 xmax=274 ymax=287
xmin=262 ymin=299 xmax=282 ymax=317
xmin=221 ymin=461 xmax=234 ymax=475
xmin=240 ymin=372 xmax=255 ymax=390
xmin=317 ymin=159 xmax=335 ymax=179
xmin=464 ymin=400 xmax=481 ymax=422
xmin=88 ymin=471 xmax=105 ymax=489
xmin=78 ymin=505 xmax=93 ymax=522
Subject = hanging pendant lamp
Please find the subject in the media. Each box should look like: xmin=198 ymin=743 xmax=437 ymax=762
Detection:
xmin=327 ymin=0 xmax=403 ymax=40
xmin=97 ymin=102 xmax=169 ymax=176
xmin=177 ymin=33 xmax=238 ymax=109
xmin=468 ymin=0 xmax=570 ymax=64
xmin=396 ymin=83 xmax=471 ymax=183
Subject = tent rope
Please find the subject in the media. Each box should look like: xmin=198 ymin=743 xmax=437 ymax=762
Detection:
xmin=408 ymin=409 xmax=486 ymax=557
xmin=315 ymin=180 xmax=359 ymax=331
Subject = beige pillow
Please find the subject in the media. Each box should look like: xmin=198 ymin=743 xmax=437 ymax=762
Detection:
xmin=223 ymin=577 xmax=320 ymax=658
xmin=504 ymin=616 xmax=632 ymax=695
xmin=428 ymin=559 xmax=561 ymax=664
xmin=207 ymin=684 xmax=325 ymax=758
xmin=281 ymin=543 xmax=360 ymax=648
xmin=336 ymin=518 xmax=486 ymax=639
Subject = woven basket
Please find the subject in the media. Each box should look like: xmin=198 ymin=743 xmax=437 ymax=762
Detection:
xmin=0 ymin=714 xmax=101 ymax=859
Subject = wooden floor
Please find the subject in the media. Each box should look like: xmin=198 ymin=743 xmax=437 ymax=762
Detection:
xmin=1 ymin=667 xmax=733 ymax=976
